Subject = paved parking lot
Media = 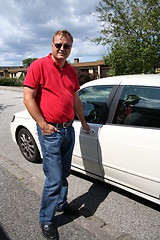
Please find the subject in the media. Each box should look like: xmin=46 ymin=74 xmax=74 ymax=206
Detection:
xmin=0 ymin=86 xmax=160 ymax=240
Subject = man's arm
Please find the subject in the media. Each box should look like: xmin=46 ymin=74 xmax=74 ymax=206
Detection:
xmin=74 ymin=91 xmax=90 ymax=132
xmin=23 ymin=87 xmax=58 ymax=134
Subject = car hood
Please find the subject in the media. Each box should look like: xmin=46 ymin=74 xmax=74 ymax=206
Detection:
xmin=14 ymin=109 xmax=32 ymax=119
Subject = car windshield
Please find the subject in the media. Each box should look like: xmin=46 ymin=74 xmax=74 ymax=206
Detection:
xmin=79 ymin=85 xmax=112 ymax=103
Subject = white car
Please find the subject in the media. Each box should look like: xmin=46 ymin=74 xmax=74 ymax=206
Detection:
xmin=10 ymin=74 xmax=160 ymax=205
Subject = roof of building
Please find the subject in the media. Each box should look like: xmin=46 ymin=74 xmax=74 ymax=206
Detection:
xmin=72 ymin=60 xmax=104 ymax=68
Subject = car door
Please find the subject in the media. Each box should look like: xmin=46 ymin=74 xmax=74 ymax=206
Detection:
xmin=73 ymin=121 xmax=102 ymax=176
xmin=72 ymin=84 xmax=115 ymax=177
xmin=99 ymin=84 xmax=160 ymax=200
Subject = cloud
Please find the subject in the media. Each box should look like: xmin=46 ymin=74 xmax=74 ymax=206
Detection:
xmin=0 ymin=0 xmax=105 ymax=66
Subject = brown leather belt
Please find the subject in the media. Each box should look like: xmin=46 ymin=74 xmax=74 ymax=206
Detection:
xmin=47 ymin=121 xmax=73 ymax=129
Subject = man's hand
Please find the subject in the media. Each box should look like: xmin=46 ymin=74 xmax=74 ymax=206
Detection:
xmin=82 ymin=122 xmax=90 ymax=133
xmin=40 ymin=123 xmax=59 ymax=135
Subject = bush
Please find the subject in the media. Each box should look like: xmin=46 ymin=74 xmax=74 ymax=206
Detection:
xmin=74 ymin=68 xmax=98 ymax=86
xmin=0 ymin=78 xmax=24 ymax=86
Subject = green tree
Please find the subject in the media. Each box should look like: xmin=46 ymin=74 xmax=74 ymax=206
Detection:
xmin=94 ymin=0 xmax=160 ymax=76
xmin=22 ymin=58 xmax=37 ymax=67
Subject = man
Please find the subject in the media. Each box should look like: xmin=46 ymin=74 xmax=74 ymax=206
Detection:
xmin=23 ymin=30 xmax=90 ymax=240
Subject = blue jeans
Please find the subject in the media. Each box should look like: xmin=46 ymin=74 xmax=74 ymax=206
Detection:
xmin=37 ymin=124 xmax=75 ymax=225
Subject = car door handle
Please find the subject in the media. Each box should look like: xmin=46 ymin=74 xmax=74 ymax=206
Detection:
xmin=81 ymin=127 xmax=95 ymax=135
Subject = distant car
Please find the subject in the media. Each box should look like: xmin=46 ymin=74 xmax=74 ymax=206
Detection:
xmin=10 ymin=74 xmax=160 ymax=205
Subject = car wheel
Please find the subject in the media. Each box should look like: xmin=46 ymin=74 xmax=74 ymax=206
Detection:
xmin=17 ymin=127 xmax=41 ymax=163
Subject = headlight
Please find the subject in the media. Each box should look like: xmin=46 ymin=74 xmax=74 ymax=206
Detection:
xmin=11 ymin=115 xmax=15 ymax=122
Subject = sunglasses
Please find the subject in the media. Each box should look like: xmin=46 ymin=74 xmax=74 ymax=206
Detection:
xmin=54 ymin=43 xmax=71 ymax=50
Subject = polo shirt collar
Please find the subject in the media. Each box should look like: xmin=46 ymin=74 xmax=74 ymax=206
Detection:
xmin=48 ymin=53 xmax=68 ymax=69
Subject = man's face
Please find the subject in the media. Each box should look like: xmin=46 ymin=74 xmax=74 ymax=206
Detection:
xmin=52 ymin=34 xmax=72 ymax=62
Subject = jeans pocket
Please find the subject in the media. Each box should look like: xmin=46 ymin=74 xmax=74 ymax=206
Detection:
xmin=43 ymin=131 xmax=57 ymax=138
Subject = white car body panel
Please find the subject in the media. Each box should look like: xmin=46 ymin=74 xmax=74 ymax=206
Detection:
xmin=98 ymin=125 xmax=160 ymax=198
xmin=10 ymin=110 xmax=42 ymax=158
xmin=82 ymin=74 xmax=160 ymax=88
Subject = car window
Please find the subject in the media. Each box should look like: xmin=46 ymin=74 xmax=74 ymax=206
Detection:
xmin=113 ymin=85 xmax=160 ymax=128
xmin=75 ymin=85 xmax=113 ymax=124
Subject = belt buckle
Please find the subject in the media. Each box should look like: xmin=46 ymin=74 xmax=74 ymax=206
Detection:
xmin=63 ymin=122 xmax=68 ymax=128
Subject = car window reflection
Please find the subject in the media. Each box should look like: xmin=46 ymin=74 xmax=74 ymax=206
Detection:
xmin=75 ymin=85 xmax=113 ymax=124
xmin=113 ymin=86 xmax=160 ymax=128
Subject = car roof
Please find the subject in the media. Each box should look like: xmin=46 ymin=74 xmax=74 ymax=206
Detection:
xmin=81 ymin=74 xmax=160 ymax=88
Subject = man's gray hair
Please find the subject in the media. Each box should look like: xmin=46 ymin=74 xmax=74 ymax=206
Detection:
xmin=53 ymin=30 xmax=73 ymax=43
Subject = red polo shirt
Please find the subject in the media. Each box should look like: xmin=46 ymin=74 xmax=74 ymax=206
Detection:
xmin=23 ymin=53 xmax=80 ymax=123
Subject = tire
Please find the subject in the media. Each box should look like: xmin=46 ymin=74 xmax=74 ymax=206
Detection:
xmin=17 ymin=127 xmax=41 ymax=163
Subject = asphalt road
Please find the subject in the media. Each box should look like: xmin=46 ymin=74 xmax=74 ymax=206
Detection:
xmin=0 ymin=164 xmax=104 ymax=240
xmin=0 ymin=86 xmax=160 ymax=240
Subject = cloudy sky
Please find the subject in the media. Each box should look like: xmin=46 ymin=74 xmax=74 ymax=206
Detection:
xmin=0 ymin=0 xmax=107 ymax=66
